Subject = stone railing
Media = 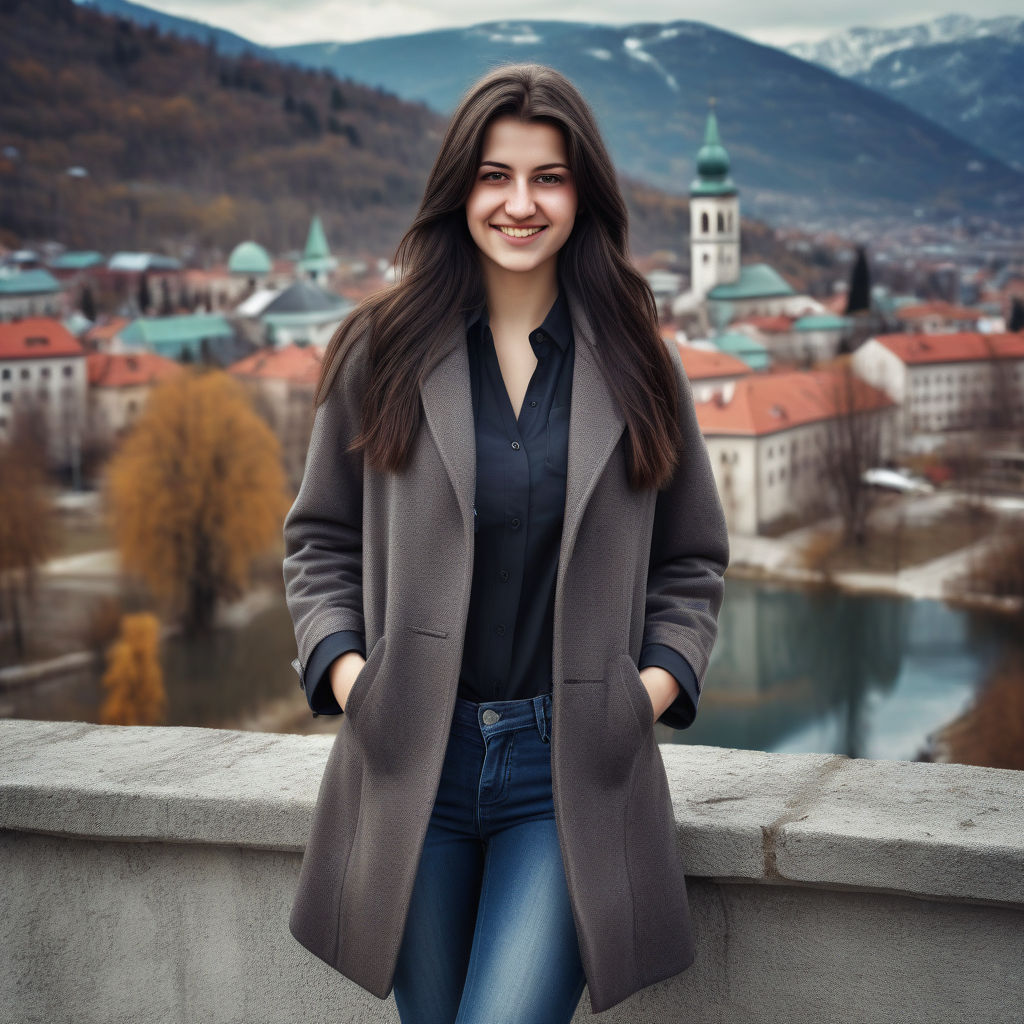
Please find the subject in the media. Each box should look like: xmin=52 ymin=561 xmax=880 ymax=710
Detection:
xmin=1 ymin=719 xmax=1022 ymax=1023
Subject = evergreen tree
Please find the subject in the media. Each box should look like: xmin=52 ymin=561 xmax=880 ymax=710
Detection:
xmin=137 ymin=272 xmax=152 ymax=314
xmin=1009 ymin=297 xmax=1024 ymax=332
xmin=845 ymin=245 xmax=871 ymax=315
xmin=81 ymin=284 xmax=96 ymax=321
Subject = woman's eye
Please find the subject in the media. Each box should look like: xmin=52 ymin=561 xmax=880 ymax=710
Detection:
xmin=479 ymin=172 xmax=563 ymax=184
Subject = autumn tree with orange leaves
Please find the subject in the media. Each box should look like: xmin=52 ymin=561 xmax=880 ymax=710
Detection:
xmin=104 ymin=369 xmax=290 ymax=636
xmin=99 ymin=612 xmax=166 ymax=726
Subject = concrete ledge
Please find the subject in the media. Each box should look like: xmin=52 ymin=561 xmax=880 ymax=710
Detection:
xmin=3 ymin=719 xmax=1020 ymax=903
xmin=2 ymin=719 xmax=1023 ymax=1023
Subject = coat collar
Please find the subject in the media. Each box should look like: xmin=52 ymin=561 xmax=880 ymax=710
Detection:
xmin=418 ymin=278 xmax=626 ymax=566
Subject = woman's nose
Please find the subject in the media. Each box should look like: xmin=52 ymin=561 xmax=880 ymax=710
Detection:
xmin=505 ymin=180 xmax=537 ymax=218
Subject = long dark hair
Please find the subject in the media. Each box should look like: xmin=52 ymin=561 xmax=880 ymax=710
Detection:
xmin=314 ymin=62 xmax=682 ymax=491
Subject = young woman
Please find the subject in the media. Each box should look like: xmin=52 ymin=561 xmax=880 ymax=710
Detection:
xmin=283 ymin=63 xmax=729 ymax=1022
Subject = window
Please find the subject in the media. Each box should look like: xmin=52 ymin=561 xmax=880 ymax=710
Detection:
xmin=20 ymin=368 xmax=30 ymax=380
xmin=1 ymin=368 xmax=9 ymax=380
xmin=701 ymin=212 xmax=709 ymax=233
xmin=63 ymin=365 xmax=73 ymax=378
xmin=41 ymin=366 xmax=51 ymax=379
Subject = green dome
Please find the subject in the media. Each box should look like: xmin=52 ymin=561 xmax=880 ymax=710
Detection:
xmin=228 ymin=240 xmax=272 ymax=275
xmin=691 ymin=106 xmax=736 ymax=198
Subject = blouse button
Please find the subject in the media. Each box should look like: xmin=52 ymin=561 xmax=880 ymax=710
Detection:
xmin=499 ymin=569 xmax=510 ymax=581
xmin=511 ymin=440 xmax=520 ymax=450
xmin=510 ymin=517 xmax=520 ymax=529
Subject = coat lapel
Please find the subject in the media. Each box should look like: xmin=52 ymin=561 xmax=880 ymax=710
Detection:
xmin=418 ymin=283 xmax=626 ymax=574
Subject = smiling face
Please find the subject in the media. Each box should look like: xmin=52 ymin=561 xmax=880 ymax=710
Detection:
xmin=465 ymin=114 xmax=578 ymax=278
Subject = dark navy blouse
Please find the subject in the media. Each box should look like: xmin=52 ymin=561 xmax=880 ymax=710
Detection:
xmin=301 ymin=285 xmax=700 ymax=724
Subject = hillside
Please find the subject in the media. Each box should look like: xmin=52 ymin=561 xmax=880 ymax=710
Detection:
xmin=0 ymin=0 xmax=846 ymax=290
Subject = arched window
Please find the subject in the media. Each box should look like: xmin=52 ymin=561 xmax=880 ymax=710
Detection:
xmin=717 ymin=212 xmax=724 ymax=231
xmin=701 ymin=211 xmax=709 ymax=233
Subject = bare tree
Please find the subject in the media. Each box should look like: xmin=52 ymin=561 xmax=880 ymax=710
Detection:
xmin=819 ymin=363 xmax=886 ymax=546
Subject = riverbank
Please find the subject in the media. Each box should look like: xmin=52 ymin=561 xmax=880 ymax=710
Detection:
xmin=726 ymin=491 xmax=1024 ymax=617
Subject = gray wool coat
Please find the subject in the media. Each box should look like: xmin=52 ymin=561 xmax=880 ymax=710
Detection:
xmin=282 ymin=280 xmax=730 ymax=1014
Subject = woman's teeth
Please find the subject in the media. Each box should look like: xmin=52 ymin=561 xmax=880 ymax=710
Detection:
xmin=495 ymin=226 xmax=545 ymax=238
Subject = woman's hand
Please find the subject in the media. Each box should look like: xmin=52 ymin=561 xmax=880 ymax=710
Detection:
xmin=329 ymin=650 xmax=367 ymax=712
xmin=638 ymin=666 xmax=681 ymax=722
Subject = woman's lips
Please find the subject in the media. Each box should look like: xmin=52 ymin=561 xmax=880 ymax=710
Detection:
xmin=491 ymin=224 xmax=548 ymax=246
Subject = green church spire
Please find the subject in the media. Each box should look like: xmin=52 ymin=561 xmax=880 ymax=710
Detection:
xmin=302 ymin=214 xmax=331 ymax=261
xmin=690 ymin=98 xmax=737 ymax=197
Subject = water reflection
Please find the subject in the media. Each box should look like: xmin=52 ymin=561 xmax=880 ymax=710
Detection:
xmin=5 ymin=577 xmax=1018 ymax=763
xmin=679 ymin=578 xmax=1012 ymax=760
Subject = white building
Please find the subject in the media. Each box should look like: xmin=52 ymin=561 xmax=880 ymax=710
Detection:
xmin=0 ymin=317 xmax=87 ymax=468
xmin=85 ymin=350 xmax=184 ymax=445
xmin=695 ymin=369 xmax=897 ymax=535
xmin=0 ymin=269 xmax=64 ymax=322
xmin=851 ymin=331 xmax=1024 ymax=448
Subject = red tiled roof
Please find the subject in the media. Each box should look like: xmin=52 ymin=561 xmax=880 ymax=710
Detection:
xmin=83 ymin=317 xmax=131 ymax=344
xmin=675 ymin=342 xmax=752 ymax=380
xmin=876 ymin=331 xmax=1024 ymax=364
xmin=228 ymin=343 xmax=323 ymax=384
xmin=732 ymin=314 xmax=794 ymax=333
xmin=694 ymin=368 xmax=893 ymax=437
xmin=897 ymin=301 xmax=980 ymax=322
xmin=86 ymin=350 xmax=184 ymax=388
xmin=0 ymin=317 xmax=85 ymax=360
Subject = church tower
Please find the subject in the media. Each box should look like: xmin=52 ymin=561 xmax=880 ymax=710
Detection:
xmin=689 ymin=99 xmax=740 ymax=300
xmin=298 ymin=213 xmax=338 ymax=286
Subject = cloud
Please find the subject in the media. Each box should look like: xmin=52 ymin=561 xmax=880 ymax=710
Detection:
xmin=134 ymin=1 xmax=1024 ymax=48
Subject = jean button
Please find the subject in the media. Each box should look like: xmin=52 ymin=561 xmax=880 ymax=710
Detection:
xmin=482 ymin=709 xmax=500 ymax=725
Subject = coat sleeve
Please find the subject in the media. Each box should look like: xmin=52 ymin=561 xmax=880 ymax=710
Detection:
xmin=282 ymin=329 xmax=370 ymax=715
xmin=642 ymin=337 xmax=730 ymax=731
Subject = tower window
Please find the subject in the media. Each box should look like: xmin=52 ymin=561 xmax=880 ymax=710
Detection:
xmin=717 ymin=212 xmax=724 ymax=231
xmin=701 ymin=212 xmax=709 ymax=233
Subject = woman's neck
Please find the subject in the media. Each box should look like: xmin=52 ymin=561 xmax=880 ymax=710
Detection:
xmin=481 ymin=261 xmax=560 ymax=336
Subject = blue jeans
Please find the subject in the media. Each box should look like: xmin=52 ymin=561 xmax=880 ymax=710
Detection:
xmin=393 ymin=693 xmax=587 ymax=1024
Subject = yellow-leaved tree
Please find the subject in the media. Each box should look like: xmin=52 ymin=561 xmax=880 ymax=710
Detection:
xmin=99 ymin=612 xmax=166 ymax=726
xmin=104 ymin=368 xmax=290 ymax=636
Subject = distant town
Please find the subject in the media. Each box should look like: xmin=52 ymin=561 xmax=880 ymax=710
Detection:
xmin=2 ymin=107 xmax=1021 ymax=539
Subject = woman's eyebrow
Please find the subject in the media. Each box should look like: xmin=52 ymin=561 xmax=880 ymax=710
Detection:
xmin=479 ymin=160 xmax=571 ymax=172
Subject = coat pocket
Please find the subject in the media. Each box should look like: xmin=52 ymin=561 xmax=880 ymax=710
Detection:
xmin=343 ymin=635 xmax=387 ymax=722
xmin=560 ymin=657 xmax=645 ymax=789
xmin=618 ymin=652 xmax=655 ymax=734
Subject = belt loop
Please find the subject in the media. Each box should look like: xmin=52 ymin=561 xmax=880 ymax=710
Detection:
xmin=535 ymin=694 xmax=550 ymax=743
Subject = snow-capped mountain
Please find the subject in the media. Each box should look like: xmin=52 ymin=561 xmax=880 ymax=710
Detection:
xmin=785 ymin=13 xmax=1022 ymax=77
xmin=786 ymin=15 xmax=1024 ymax=172
xmin=71 ymin=2 xmax=1024 ymax=223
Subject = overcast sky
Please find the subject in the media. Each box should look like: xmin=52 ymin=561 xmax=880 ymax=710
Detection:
xmin=116 ymin=2 xmax=1021 ymax=48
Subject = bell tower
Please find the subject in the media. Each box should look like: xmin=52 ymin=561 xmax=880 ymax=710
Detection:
xmin=689 ymin=99 xmax=740 ymax=300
